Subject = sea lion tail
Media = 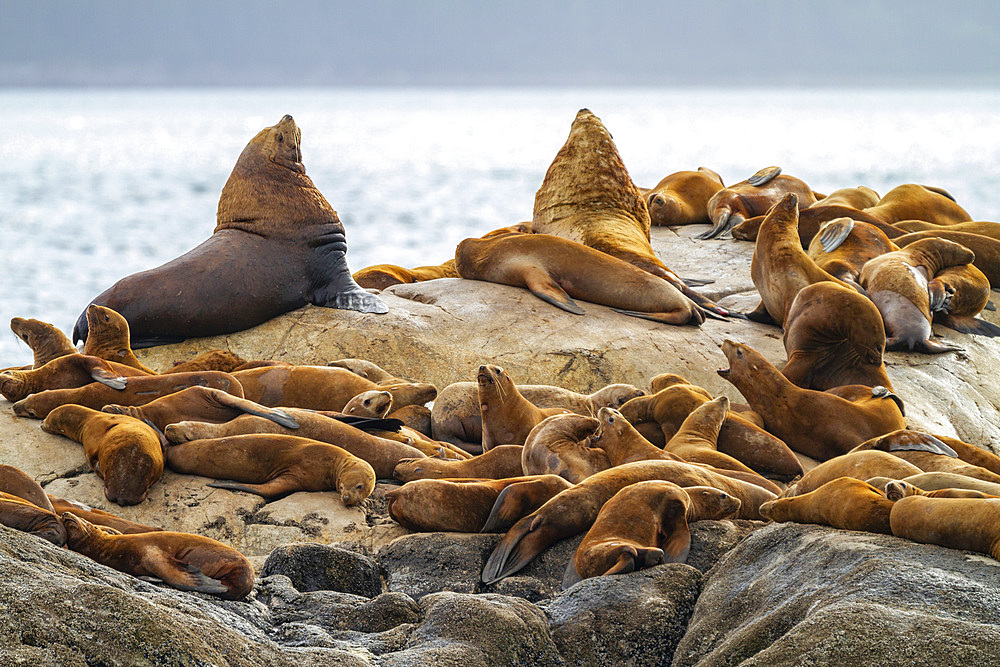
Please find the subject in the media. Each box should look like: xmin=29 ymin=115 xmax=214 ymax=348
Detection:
xmin=481 ymin=514 xmax=549 ymax=584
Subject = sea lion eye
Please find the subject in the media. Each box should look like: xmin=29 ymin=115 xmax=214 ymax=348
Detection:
xmin=364 ymin=399 xmax=371 ymax=406
xmin=608 ymin=416 xmax=615 ymax=423
xmin=277 ymin=133 xmax=284 ymax=143
xmin=736 ymin=349 xmax=743 ymax=358
xmin=356 ymin=483 xmax=364 ymax=490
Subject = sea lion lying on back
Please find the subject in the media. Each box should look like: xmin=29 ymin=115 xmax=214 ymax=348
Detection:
xmin=73 ymin=115 xmax=386 ymax=348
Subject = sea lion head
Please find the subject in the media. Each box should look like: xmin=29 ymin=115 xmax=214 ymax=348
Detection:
xmin=590 ymin=407 xmax=630 ymax=444
xmin=884 ymin=480 xmax=922 ymax=501
xmin=102 ymin=442 xmax=162 ymax=506
xmin=61 ymin=512 xmax=101 ymax=547
xmin=684 ymin=486 xmax=742 ymax=521
xmin=591 ymin=384 xmax=646 ymax=409
xmin=477 ymin=365 xmax=513 ymax=405
xmin=717 ymin=340 xmax=763 ymax=381
xmin=337 ymin=458 xmax=376 ymax=506
xmin=249 ymin=114 xmax=303 ymax=173
xmin=10 ymin=317 xmax=74 ymax=366
xmin=84 ymin=305 xmax=132 ymax=357
xmin=39 ymin=404 xmax=90 ymax=437
xmin=0 ymin=370 xmax=28 ymax=403
xmin=343 ymin=390 xmax=393 ymax=418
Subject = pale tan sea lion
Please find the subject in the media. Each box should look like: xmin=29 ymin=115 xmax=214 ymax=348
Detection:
xmin=889 ymin=495 xmax=1000 ymax=559
xmin=521 ymin=414 xmax=607 ymax=483
xmin=865 ymin=472 xmax=1000 ymax=497
xmin=850 ymin=430 xmax=1000 ymax=484
xmin=167 ymin=350 xmax=248 ymax=374
xmin=781 ymin=450 xmax=922 ymax=497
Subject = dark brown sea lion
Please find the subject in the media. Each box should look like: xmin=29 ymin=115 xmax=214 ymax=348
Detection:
xmin=47 ymin=495 xmax=162 ymax=534
xmin=530 ymin=109 xmax=727 ymax=317
xmin=353 ymin=259 xmax=459 ymax=290
xmin=781 ymin=282 xmax=892 ymax=391
xmin=392 ymin=445 xmax=525 ymax=482
xmin=0 ymin=465 xmax=54 ymax=511
xmin=72 ymin=115 xmax=386 ymax=348
xmin=717 ymin=340 xmax=906 ymax=461
xmin=521 ymin=414 xmax=607 ymax=483
xmin=477 ymin=365 xmax=571 ymax=451
xmin=889 ymin=495 xmax=1000 ymax=559
xmin=82 ymin=305 xmax=158 ymax=374
xmin=894 ymin=230 xmax=1000 ymax=287
xmin=759 ymin=477 xmax=895 ymax=534
xmin=7 ymin=317 xmax=76 ymax=370
xmin=165 ymin=433 xmax=376 ymax=505
xmin=699 ymin=166 xmax=823 ymax=239
xmin=566 ymin=481 xmax=740 ymax=585
xmin=806 ymin=218 xmax=898 ymax=288
xmin=62 ymin=513 xmax=254 ymax=599
xmin=11 ymin=371 xmax=242 ymax=419
xmin=167 ymin=350 xmax=248 ymax=374
xmin=645 ymin=168 xmax=724 ymax=227
xmin=102 ymin=385 xmax=298 ymax=431
xmin=41 ymin=405 xmax=165 ymax=506
xmin=0 ymin=353 xmax=147 ymax=403
xmin=0 ymin=492 xmax=67 ymax=545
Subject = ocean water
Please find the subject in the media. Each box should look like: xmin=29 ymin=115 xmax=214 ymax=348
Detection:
xmin=2 ymin=86 xmax=1000 ymax=364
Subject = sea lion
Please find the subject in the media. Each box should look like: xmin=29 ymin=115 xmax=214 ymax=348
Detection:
xmin=72 ymin=115 xmax=386 ymax=348
xmin=731 ymin=202 xmax=904 ymax=246
xmin=0 ymin=465 xmax=54 ymax=511
xmin=929 ymin=263 xmax=1000 ymax=336
xmin=759 ymin=477 xmax=894 ymax=534
xmin=645 ymin=168 xmax=725 ymax=227
xmin=781 ymin=282 xmax=893 ymax=391
xmin=866 ymin=184 xmax=971 ymax=226
xmin=806 ymin=218 xmax=898 ymax=288
xmin=7 ymin=317 xmax=77 ymax=370
xmin=521 ymin=413 xmax=607 ymax=483
xmin=894 ymin=230 xmax=1000 ymax=287
xmin=167 ymin=350 xmax=248 ymax=374
xmin=477 ymin=365 xmax=571 ymax=451
xmin=326 ymin=358 xmax=406 ymax=384
xmin=353 ymin=259 xmax=459 ymax=290
xmin=338 ymin=390 xmax=466 ymax=457
xmin=781 ymin=450 xmax=922 ymax=497
xmin=343 ymin=390 xmax=392 ymax=418
xmin=747 ymin=194 xmax=854 ymax=326
xmin=62 ymin=513 xmax=254 ymax=599
xmin=816 ymin=186 xmax=882 ymax=210
xmin=530 ymin=109 xmax=726 ymax=317
xmin=392 ymin=445 xmax=525 ymax=482
xmin=0 ymin=353 xmax=147 ymax=403
xmin=481 ymin=459 xmax=776 ymax=583
xmin=882 ymin=480 xmax=994 ymax=501
xmin=849 ymin=430 xmax=1000 ymax=484
xmin=430 ymin=380 xmax=643 ymax=447
xmin=0 ymin=493 xmax=67 ymax=545
xmin=386 ymin=475 xmax=573 ymax=533
xmin=894 ymin=220 xmax=1000 ymax=237
xmin=717 ymin=339 xmax=906 ymax=461
xmin=699 ymin=166 xmax=823 ymax=239
xmin=232 ymin=365 xmax=436 ymax=412
xmin=656 ymin=397 xmax=763 ymax=476
xmin=11 ymin=371 xmax=242 ymax=419
xmin=41 ymin=405 xmax=165 ymax=506
xmin=618 ymin=384 xmax=802 ymax=481
xmin=889 ymin=495 xmax=1000 ymax=559
xmin=455 ymin=231 xmax=704 ymax=325
xmin=566 ymin=481 xmax=741 ymax=585
xmin=82 ymin=305 xmax=158 ymax=374
xmin=648 ymin=372 xmax=695 ymax=394
xmin=165 ymin=434 xmax=375 ymax=505
xmin=859 ymin=237 xmax=975 ymax=352
xmin=48 ymin=495 xmax=162 ymax=534
xmin=866 ymin=472 xmax=1000 ymax=497
xmin=388 ymin=404 xmax=433 ymax=436
xmin=102 ymin=385 xmax=298 ymax=432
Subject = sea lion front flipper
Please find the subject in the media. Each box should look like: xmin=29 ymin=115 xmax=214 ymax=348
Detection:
xmin=309 ymin=229 xmax=389 ymax=314
xmin=745 ymin=300 xmax=777 ymax=325
xmin=206 ymin=478 xmax=293 ymax=500
xmin=204 ymin=389 xmax=300 ymax=429
xmin=660 ymin=507 xmax=692 ymax=563
xmin=481 ymin=479 xmax=566 ymax=533
xmin=817 ymin=217 xmax=855 ymax=253
xmin=869 ymin=431 xmax=959 ymax=458
xmin=482 ymin=513 xmax=552 ymax=584
xmin=612 ymin=308 xmax=702 ymax=326
xmin=926 ymin=279 xmax=954 ymax=314
xmin=870 ymin=386 xmax=905 ymax=417
xmin=83 ymin=357 xmax=128 ymax=390
xmin=935 ymin=314 xmax=1000 ymax=337
xmin=521 ymin=267 xmax=586 ymax=315
xmin=747 ymin=166 xmax=781 ymax=187
xmin=156 ymin=558 xmax=229 ymax=595
xmin=331 ymin=415 xmax=405 ymax=433
xmin=985 ymin=300 xmax=996 ymax=312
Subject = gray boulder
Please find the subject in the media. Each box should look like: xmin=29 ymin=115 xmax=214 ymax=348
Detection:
xmin=260 ymin=543 xmax=381 ymax=597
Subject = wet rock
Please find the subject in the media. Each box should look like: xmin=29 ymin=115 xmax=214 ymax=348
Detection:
xmin=260 ymin=543 xmax=382 ymax=597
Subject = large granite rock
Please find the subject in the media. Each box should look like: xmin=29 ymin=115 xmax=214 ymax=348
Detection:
xmin=261 ymin=543 xmax=381 ymax=597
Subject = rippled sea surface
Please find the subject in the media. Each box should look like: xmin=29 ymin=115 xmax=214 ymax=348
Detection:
xmin=2 ymin=87 xmax=999 ymax=364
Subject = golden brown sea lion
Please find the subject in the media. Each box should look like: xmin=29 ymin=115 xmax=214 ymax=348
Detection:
xmin=11 ymin=371 xmax=243 ymax=419
xmin=165 ymin=434 xmax=375 ymax=505
xmin=859 ymin=237 xmax=975 ymax=353
xmin=481 ymin=459 xmax=776 ymax=583
xmin=456 ymin=231 xmax=704 ymax=325
xmin=521 ymin=414 xmax=607 ymax=483
xmin=0 ymin=353 xmax=147 ymax=403
xmin=889 ymin=495 xmax=1000 ymax=559
xmin=82 ymin=305 xmax=158 ymax=374
xmin=530 ymin=109 xmax=726 ymax=317
xmin=849 ymin=430 xmax=1000 ymax=484
xmin=0 ymin=493 xmax=67 ymax=545
xmin=477 ymin=365 xmax=571 ymax=451
xmin=806 ymin=218 xmax=898 ymax=288
xmin=62 ymin=513 xmax=254 ymax=599
xmin=866 ymin=472 xmax=1000 ymax=497
xmin=102 ymin=385 xmax=298 ymax=431
xmin=882 ymin=480 xmax=994 ymax=501
xmin=47 ymin=495 xmax=162 ymax=534
xmin=781 ymin=450 xmax=922 ymax=497
xmin=353 ymin=259 xmax=459 ymax=290
xmin=866 ymin=184 xmax=971 ymax=226
xmin=386 ymin=475 xmax=573 ymax=533
xmin=894 ymin=230 xmax=1000 ymax=287
xmin=388 ymin=404 xmax=433 ymax=436
xmin=759 ymin=477 xmax=894 ymax=534
xmin=326 ymin=358 xmax=406 ymax=384
xmin=816 ymin=186 xmax=882 ymax=209
xmin=41 ymin=405 xmax=165 ymax=506
xmin=928 ymin=263 xmax=1000 ymax=336
xmin=781 ymin=282 xmax=892 ymax=391
xmin=392 ymin=445 xmax=525 ymax=482
xmin=718 ymin=340 xmax=906 ymax=461
xmin=72 ymin=115 xmax=386 ymax=349
xmin=699 ymin=166 xmax=823 ymax=239
xmin=167 ymin=350 xmax=248 ymax=374
xmin=645 ymin=168 xmax=725 ymax=227
xmin=7 ymin=317 xmax=76 ymax=370
xmin=566 ymin=481 xmax=741 ymax=586
xmin=0 ymin=465 xmax=54 ymax=511
xmin=894 ymin=220 xmax=1000 ymax=237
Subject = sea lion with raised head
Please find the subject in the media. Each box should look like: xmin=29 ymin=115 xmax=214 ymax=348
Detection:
xmin=699 ymin=166 xmax=823 ymax=239
xmin=62 ymin=513 xmax=254 ymax=599
xmin=72 ymin=115 xmax=386 ymax=348
xmin=353 ymin=259 xmax=459 ymax=290
xmin=759 ymin=477 xmax=895 ymax=534
xmin=477 ymin=365 xmax=572 ymax=451
xmin=7 ymin=317 xmax=77 ymax=370
xmin=645 ymin=168 xmax=725 ymax=227
xmin=82 ymin=305 xmax=158 ymax=374
xmin=0 ymin=353 xmax=146 ymax=403
xmin=521 ymin=413 xmax=608 ymax=483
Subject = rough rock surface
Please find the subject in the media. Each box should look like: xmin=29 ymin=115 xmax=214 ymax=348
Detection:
xmin=261 ymin=544 xmax=381 ymax=597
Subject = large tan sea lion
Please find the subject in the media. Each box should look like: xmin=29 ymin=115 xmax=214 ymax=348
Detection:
xmin=894 ymin=230 xmax=1000 ymax=287
xmin=72 ymin=115 xmax=386 ymax=348
xmin=102 ymin=385 xmax=298 ymax=431
xmin=392 ymin=445 xmax=525 ymax=482
xmin=806 ymin=218 xmax=898 ymax=288
xmin=889 ymin=496 xmax=1000 ymax=559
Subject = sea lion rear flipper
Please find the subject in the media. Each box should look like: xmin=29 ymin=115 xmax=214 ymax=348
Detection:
xmin=205 ymin=390 xmax=300 ymax=429
xmin=331 ymin=415 xmax=405 ymax=433
xmin=921 ymin=185 xmax=957 ymax=202
xmin=745 ymin=300 xmax=777 ymax=325
xmin=157 ymin=558 xmax=229 ymax=595
xmin=612 ymin=308 xmax=703 ymax=326
xmin=561 ymin=559 xmax=584 ymax=589
xmin=747 ymin=166 xmax=781 ymax=187
xmin=309 ymin=231 xmax=389 ymax=314
xmin=482 ymin=514 xmax=551 ymax=584
xmin=935 ymin=314 xmax=1000 ymax=338
xmin=876 ymin=431 xmax=958 ymax=458
xmin=83 ymin=358 xmax=128 ymax=390
xmin=521 ymin=268 xmax=586 ymax=315
xmin=680 ymin=276 xmax=715 ymax=287
xmin=985 ymin=300 xmax=996 ymax=312
xmin=870 ymin=386 xmax=905 ymax=416
xmin=140 ymin=418 xmax=170 ymax=452
xmin=481 ymin=479 xmax=564 ymax=533
xmin=926 ymin=279 xmax=954 ymax=314
xmin=696 ymin=209 xmax=743 ymax=240
xmin=817 ymin=217 xmax=854 ymax=253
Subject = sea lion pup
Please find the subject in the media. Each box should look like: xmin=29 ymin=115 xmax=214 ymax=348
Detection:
xmin=645 ymin=168 xmax=725 ymax=227
xmin=102 ymin=385 xmax=298 ymax=432
xmin=477 ymin=365 xmax=571 ymax=451
xmin=928 ymin=263 xmax=1000 ymax=336
xmin=82 ymin=305 xmax=158 ymax=374
xmin=481 ymin=459 xmax=776 ymax=583
xmin=72 ymin=115 xmax=386 ymax=349
xmin=894 ymin=220 xmax=1000 ymax=237
xmin=165 ymin=434 xmax=375 ymax=505
xmin=566 ymin=482 xmax=741 ymax=586
xmin=0 ymin=465 xmax=54 ymax=511
xmin=889 ymin=495 xmax=1000 ymax=560
xmin=747 ymin=194 xmax=855 ymax=326
xmin=521 ymin=414 xmax=607 ymax=483
xmin=806 ymin=218 xmax=898 ymax=288
xmin=61 ymin=513 xmax=254 ymax=599
xmin=781 ymin=282 xmax=893 ymax=391
xmin=231 ymin=365 xmax=436 ymax=412
xmin=717 ymin=340 xmax=906 ymax=461
xmin=867 ymin=472 xmax=1000 ymax=497
xmin=47 ymin=495 xmax=162 ymax=534
xmin=698 ymin=166 xmax=823 ymax=240
xmin=430 ymin=380 xmax=643 ymax=447
xmin=894 ymin=230 xmax=1000 ymax=286
xmin=7 ymin=317 xmax=77 ymax=370
xmin=41 ymin=405 xmax=165 ymax=506
xmin=0 ymin=353 xmax=148 ymax=403
xmin=0 ymin=492 xmax=67 ymax=546
xmin=164 ymin=410 xmax=421 ymax=480
xmin=759 ymin=477 xmax=895 ymax=534
xmin=849 ymin=430 xmax=1000 ymax=484
xmin=393 ymin=445 xmax=525 ymax=483
xmin=386 ymin=475 xmax=573 ymax=533
xmin=530 ymin=109 xmax=726 ymax=318
xmin=780 ymin=451 xmax=922 ymax=497
xmin=859 ymin=237 xmax=975 ymax=353
xmin=11 ymin=371 xmax=243 ymax=420
xmin=618 ymin=384 xmax=801 ymax=481
xmin=456 ymin=231 xmax=704 ymax=325
xmin=167 ymin=350 xmax=247 ymax=374
xmin=353 ymin=259 xmax=459 ymax=290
